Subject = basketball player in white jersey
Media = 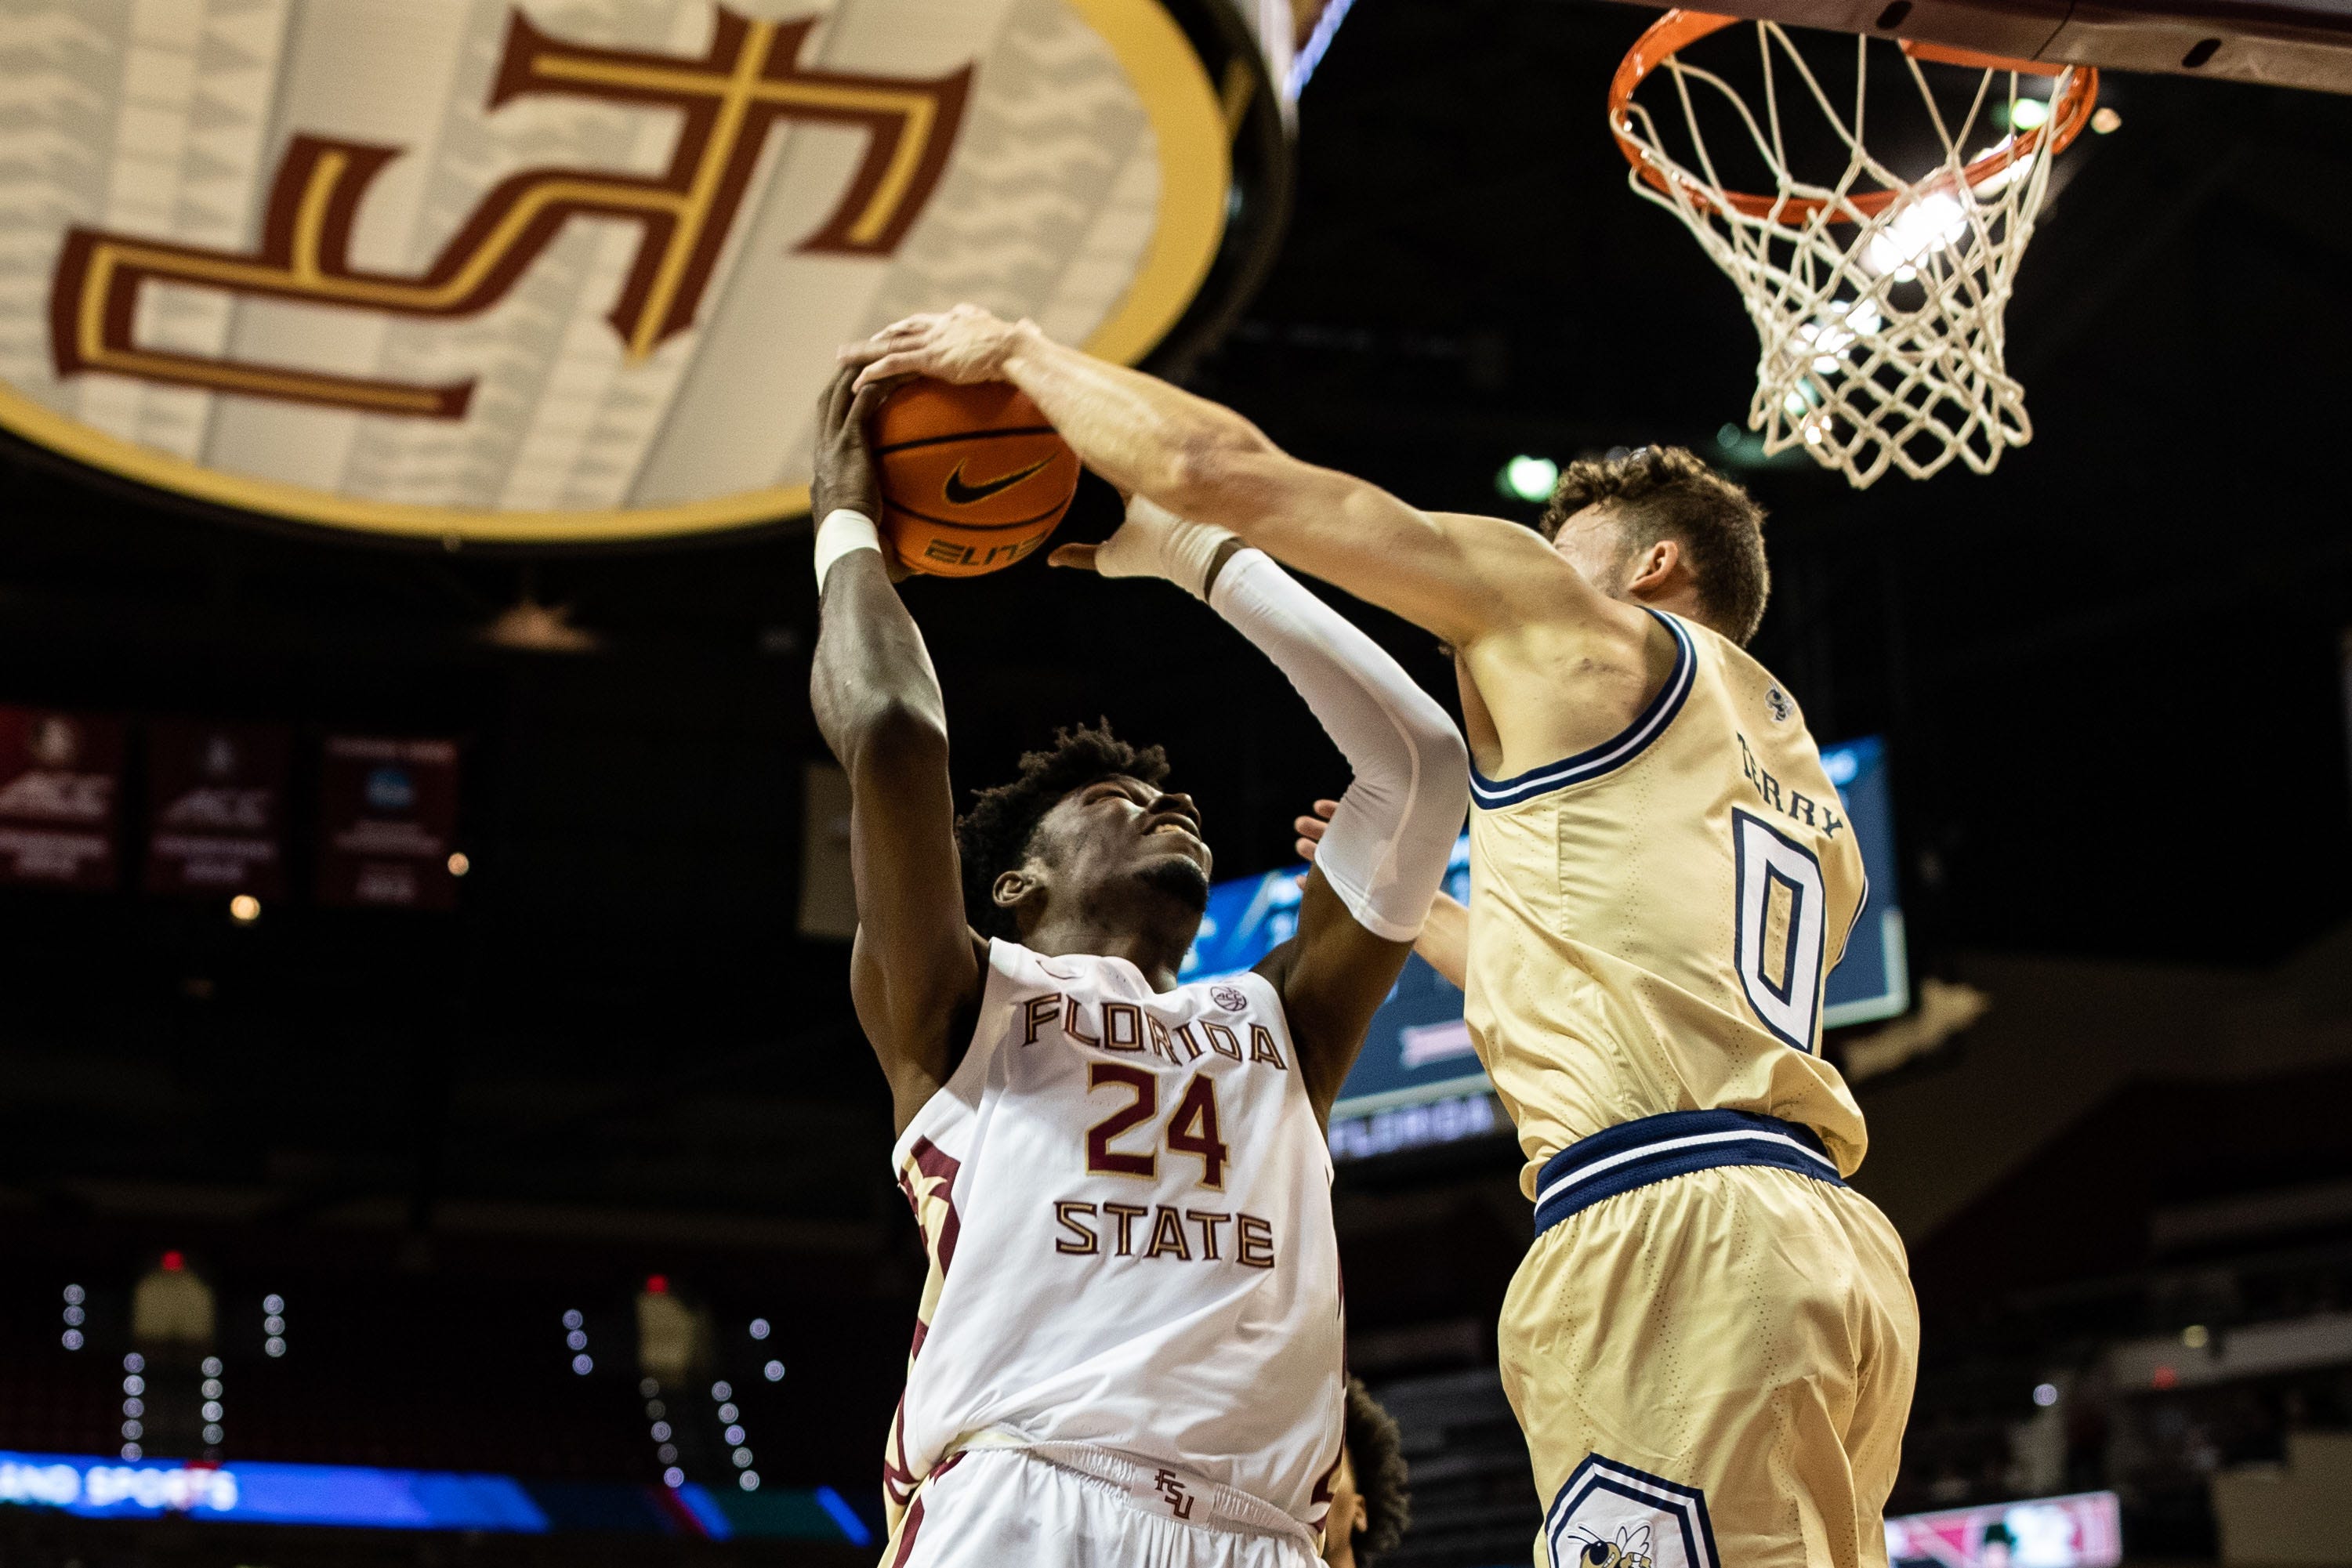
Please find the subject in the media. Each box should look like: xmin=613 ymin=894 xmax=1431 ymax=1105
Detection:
xmin=806 ymin=368 xmax=1468 ymax=1568
xmin=846 ymin=314 xmax=1920 ymax=1568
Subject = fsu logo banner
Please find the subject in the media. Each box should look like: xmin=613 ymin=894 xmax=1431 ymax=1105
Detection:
xmin=0 ymin=0 xmax=1270 ymax=543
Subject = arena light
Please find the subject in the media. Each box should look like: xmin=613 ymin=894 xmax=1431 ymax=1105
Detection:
xmin=63 ymin=1284 xmax=85 ymax=1349
xmin=1498 ymin=454 xmax=1560 ymax=502
xmin=712 ymin=1381 xmax=759 ymax=1488
xmin=263 ymin=1294 xmax=286 ymax=1358
xmin=201 ymin=1356 xmax=225 ymax=1450
xmin=121 ymin=1356 xmax=146 ymax=1459
xmin=2010 ymin=96 xmax=2052 ymax=129
xmin=643 ymin=1382 xmax=680 ymax=1471
xmin=229 ymin=896 xmax=260 ymax=923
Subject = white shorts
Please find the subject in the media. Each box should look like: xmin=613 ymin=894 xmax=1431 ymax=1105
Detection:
xmin=885 ymin=1447 xmax=1321 ymax=1568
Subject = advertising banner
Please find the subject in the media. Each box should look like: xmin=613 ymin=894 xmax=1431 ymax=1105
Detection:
xmin=1185 ymin=733 xmax=1906 ymax=1127
xmin=0 ymin=1450 xmax=868 ymax=1543
xmin=1886 ymin=1490 xmax=2123 ymax=1568
xmin=145 ymin=721 xmax=292 ymax=898
xmin=317 ymin=737 xmax=461 ymax=911
xmin=0 ymin=708 xmax=125 ymax=889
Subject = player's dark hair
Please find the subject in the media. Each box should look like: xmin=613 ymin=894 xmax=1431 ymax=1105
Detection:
xmin=1344 ymin=1377 xmax=1412 ymax=1560
xmin=955 ymin=720 xmax=1172 ymax=937
xmin=1537 ymin=446 xmax=1770 ymax=645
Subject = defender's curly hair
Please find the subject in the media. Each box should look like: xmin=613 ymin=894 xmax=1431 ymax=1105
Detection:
xmin=955 ymin=721 xmax=1171 ymax=938
xmin=1345 ymin=1377 xmax=1412 ymax=1560
xmin=1537 ymin=445 xmax=1770 ymax=645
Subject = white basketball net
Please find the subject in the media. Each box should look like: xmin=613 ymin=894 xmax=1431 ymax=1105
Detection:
xmin=1614 ymin=23 xmax=2089 ymax=487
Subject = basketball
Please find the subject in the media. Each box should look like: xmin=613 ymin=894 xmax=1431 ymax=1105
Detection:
xmin=870 ymin=380 xmax=1080 ymax=578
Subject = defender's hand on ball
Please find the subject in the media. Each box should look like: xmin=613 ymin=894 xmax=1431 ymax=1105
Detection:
xmin=841 ymin=303 xmax=1029 ymax=391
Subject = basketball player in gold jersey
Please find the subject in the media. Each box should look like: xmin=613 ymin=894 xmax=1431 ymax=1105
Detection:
xmin=846 ymin=308 xmax=1919 ymax=1568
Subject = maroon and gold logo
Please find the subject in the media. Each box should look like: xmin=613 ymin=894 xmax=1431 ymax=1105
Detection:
xmin=0 ymin=0 xmax=1244 ymax=543
xmin=49 ymin=8 xmax=969 ymax=420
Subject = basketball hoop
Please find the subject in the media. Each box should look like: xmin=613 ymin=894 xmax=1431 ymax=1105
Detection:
xmin=1609 ymin=12 xmax=2097 ymax=487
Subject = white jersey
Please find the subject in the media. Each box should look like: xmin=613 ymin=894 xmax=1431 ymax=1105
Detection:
xmin=883 ymin=939 xmax=1346 ymax=1544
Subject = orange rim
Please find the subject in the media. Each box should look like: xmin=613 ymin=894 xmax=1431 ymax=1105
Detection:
xmin=1608 ymin=9 xmax=2099 ymax=225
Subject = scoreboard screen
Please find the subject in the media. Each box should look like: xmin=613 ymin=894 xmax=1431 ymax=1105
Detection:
xmin=1180 ymin=735 xmax=1906 ymax=1124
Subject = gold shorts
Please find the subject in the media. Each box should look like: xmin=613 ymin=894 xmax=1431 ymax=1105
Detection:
xmin=1499 ymin=1131 xmax=1918 ymax=1568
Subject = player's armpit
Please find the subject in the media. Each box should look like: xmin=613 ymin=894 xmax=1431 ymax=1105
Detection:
xmin=850 ymin=926 xmax=987 ymax=1131
xmin=1257 ymin=868 xmax=1415 ymax=1124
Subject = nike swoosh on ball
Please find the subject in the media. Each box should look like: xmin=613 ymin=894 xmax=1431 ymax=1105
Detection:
xmin=943 ymin=458 xmax=1052 ymax=505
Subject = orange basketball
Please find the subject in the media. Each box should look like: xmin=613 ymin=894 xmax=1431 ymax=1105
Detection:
xmin=870 ymin=380 xmax=1080 ymax=578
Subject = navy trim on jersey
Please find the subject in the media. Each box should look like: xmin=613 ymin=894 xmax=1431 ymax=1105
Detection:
xmin=1469 ymin=610 xmax=1695 ymax=809
xmin=1532 ymin=1108 xmax=1843 ymax=1236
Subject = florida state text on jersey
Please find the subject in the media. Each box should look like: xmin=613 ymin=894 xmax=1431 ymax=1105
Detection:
xmin=883 ymin=939 xmax=1345 ymax=1541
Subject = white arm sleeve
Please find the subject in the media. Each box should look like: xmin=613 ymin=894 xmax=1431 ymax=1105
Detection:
xmin=1206 ymin=549 xmax=1469 ymax=942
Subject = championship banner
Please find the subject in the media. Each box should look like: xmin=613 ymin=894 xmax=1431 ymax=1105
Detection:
xmin=0 ymin=708 xmax=125 ymax=891
xmin=144 ymin=721 xmax=293 ymax=899
xmin=317 ymin=737 xmax=461 ymax=911
xmin=0 ymin=0 xmax=1286 ymax=545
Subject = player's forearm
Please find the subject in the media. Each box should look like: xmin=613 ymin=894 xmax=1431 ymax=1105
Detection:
xmin=998 ymin=328 xmax=1532 ymax=646
xmin=1415 ymin=889 xmax=1469 ymax=990
xmin=997 ymin=324 xmax=1263 ymax=510
xmin=811 ymin=555 xmax=949 ymax=784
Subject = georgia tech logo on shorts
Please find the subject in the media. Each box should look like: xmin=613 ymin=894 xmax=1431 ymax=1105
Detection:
xmin=50 ymin=9 xmax=969 ymax=420
xmin=1543 ymin=1455 xmax=1718 ymax=1568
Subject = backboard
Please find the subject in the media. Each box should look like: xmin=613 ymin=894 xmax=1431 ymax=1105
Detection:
xmin=1592 ymin=0 xmax=2352 ymax=94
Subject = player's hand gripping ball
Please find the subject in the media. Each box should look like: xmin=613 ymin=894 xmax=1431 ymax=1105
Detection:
xmin=870 ymin=380 xmax=1080 ymax=578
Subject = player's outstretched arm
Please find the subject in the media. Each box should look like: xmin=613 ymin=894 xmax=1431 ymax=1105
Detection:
xmin=843 ymin=307 xmax=1611 ymax=650
xmin=1053 ymin=500 xmax=1470 ymax=1122
xmin=806 ymin=368 xmax=984 ymax=1135
xmin=1296 ymin=799 xmax=1468 ymax=990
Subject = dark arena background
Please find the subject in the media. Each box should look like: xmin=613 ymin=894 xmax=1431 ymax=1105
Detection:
xmin=2 ymin=2 xmax=2350 ymax=1566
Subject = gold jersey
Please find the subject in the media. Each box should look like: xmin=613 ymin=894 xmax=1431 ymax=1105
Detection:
xmin=1464 ymin=609 xmax=1871 ymax=1199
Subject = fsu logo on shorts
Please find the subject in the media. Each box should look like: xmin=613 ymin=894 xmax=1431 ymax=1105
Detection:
xmin=1544 ymin=1455 xmax=1718 ymax=1568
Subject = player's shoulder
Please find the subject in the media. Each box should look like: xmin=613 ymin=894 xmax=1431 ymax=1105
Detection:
xmin=1677 ymin=614 xmax=1814 ymax=738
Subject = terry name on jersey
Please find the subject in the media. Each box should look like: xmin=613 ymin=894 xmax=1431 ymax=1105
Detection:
xmin=1012 ymin=983 xmax=1291 ymax=1273
xmin=1738 ymin=731 xmax=1847 ymax=841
